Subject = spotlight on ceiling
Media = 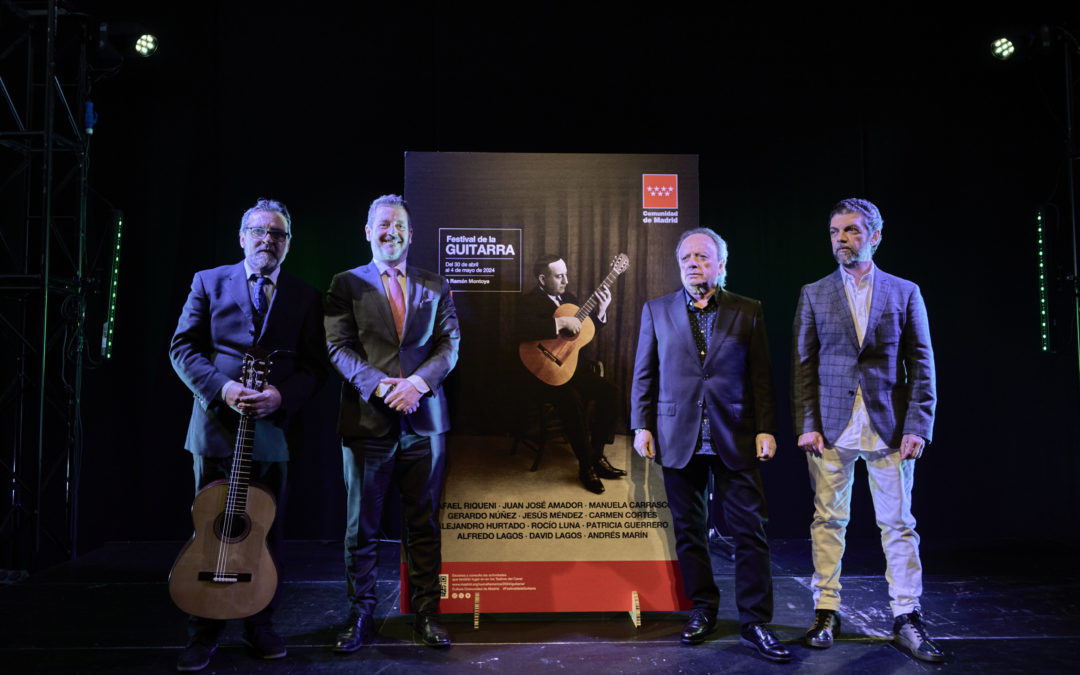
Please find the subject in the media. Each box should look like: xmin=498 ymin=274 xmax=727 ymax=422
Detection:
xmin=134 ymin=34 xmax=158 ymax=57
xmin=991 ymin=37 xmax=1015 ymax=60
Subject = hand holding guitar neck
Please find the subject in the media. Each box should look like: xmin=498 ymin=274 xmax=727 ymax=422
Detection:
xmin=594 ymin=284 xmax=612 ymax=320
xmin=237 ymin=384 xmax=281 ymax=418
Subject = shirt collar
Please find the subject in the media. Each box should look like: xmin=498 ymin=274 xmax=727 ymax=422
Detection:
xmin=243 ymin=260 xmax=281 ymax=285
xmin=684 ymin=288 xmax=719 ymax=310
xmin=373 ymin=259 xmax=407 ymax=278
xmin=839 ymin=261 xmax=875 ymax=289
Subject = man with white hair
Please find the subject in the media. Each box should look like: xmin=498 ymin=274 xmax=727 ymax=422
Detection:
xmin=631 ymin=227 xmax=789 ymax=663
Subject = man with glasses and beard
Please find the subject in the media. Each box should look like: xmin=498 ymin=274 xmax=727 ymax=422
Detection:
xmin=170 ymin=198 xmax=327 ymax=671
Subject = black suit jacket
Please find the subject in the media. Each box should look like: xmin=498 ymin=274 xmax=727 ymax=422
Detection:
xmin=169 ymin=261 xmax=327 ymax=458
xmin=324 ymin=263 xmax=460 ymax=439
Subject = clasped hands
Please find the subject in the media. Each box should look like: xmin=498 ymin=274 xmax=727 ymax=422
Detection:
xmin=379 ymin=377 xmax=422 ymax=414
xmin=225 ymin=382 xmax=282 ymax=418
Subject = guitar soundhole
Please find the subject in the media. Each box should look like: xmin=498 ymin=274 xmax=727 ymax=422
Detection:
xmin=213 ymin=511 xmax=251 ymax=543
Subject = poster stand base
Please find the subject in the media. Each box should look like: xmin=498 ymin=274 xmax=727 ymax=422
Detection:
xmin=469 ymin=589 xmax=645 ymax=629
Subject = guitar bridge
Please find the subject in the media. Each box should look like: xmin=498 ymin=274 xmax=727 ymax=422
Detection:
xmin=536 ymin=344 xmax=563 ymax=366
xmin=197 ymin=571 xmax=253 ymax=583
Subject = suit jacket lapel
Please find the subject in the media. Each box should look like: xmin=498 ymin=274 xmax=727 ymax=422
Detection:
xmin=863 ymin=267 xmax=890 ymax=351
xmin=227 ymin=262 xmax=258 ymax=341
xmin=829 ymin=269 xmax=860 ymax=350
xmin=401 ymin=268 xmax=424 ymax=342
xmin=708 ymin=291 xmax=738 ymax=361
xmin=664 ymin=291 xmax=700 ymax=362
xmin=261 ymin=269 xmax=295 ymax=339
xmin=355 ymin=263 xmax=398 ymax=341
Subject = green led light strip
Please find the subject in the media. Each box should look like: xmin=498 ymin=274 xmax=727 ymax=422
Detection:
xmin=101 ymin=211 xmax=123 ymax=359
xmin=1036 ymin=208 xmax=1050 ymax=352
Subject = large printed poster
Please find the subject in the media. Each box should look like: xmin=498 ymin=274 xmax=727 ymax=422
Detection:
xmin=405 ymin=153 xmax=698 ymax=613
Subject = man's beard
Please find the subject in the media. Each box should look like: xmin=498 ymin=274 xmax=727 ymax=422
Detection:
xmin=250 ymin=250 xmax=279 ymax=273
xmin=834 ymin=246 xmax=859 ymax=266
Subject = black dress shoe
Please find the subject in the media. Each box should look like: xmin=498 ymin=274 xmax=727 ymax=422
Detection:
xmin=243 ymin=625 xmax=287 ymax=659
xmin=805 ymin=609 xmax=840 ymax=649
xmin=579 ymin=466 xmax=604 ymax=494
xmin=416 ymin=615 xmax=452 ymax=648
xmin=893 ymin=610 xmax=945 ymax=663
xmin=680 ymin=608 xmax=717 ymax=645
xmin=740 ymin=623 xmax=792 ymax=663
xmin=176 ymin=640 xmax=216 ymax=672
xmin=333 ymin=613 xmax=374 ymax=653
xmin=594 ymin=455 xmax=627 ymax=478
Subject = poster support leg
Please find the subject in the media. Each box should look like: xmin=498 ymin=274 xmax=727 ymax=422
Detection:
xmin=628 ymin=590 xmax=641 ymax=627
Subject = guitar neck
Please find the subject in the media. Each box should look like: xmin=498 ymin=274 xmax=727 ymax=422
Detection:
xmin=575 ymin=267 xmax=623 ymax=320
xmin=226 ymin=414 xmax=256 ymax=516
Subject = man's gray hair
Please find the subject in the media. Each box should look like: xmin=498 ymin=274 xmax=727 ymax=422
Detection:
xmin=240 ymin=198 xmax=292 ymax=234
xmin=676 ymin=227 xmax=728 ymax=288
xmin=366 ymin=194 xmax=412 ymax=229
xmin=830 ymin=197 xmax=883 ymax=254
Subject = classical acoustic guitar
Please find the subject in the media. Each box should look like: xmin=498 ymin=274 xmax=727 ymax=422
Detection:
xmin=169 ymin=352 xmax=278 ymax=620
xmin=519 ymin=253 xmax=630 ymax=386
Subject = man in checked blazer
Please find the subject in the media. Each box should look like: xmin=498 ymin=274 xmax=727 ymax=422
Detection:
xmin=324 ymin=194 xmax=460 ymax=652
xmin=791 ymin=197 xmax=942 ymax=663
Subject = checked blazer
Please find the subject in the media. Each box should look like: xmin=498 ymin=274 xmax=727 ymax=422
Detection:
xmin=790 ymin=266 xmax=936 ymax=448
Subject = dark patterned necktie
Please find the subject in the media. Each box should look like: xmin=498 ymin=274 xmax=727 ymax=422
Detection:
xmin=253 ymin=276 xmax=269 ymax=314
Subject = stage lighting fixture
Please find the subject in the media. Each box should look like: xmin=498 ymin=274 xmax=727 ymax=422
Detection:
xmin=134 ymin=34 xmax=158 ymax=57
xmin=991 ymin=37 xmax=1015 ymax=60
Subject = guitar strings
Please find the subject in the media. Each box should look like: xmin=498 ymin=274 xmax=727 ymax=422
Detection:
xmin=215 ymin=360 xmax=262 ymax=582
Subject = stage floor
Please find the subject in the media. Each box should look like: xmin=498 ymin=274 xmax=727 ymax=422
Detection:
xmin=1 ymin=537 xmax=1078 ymax=673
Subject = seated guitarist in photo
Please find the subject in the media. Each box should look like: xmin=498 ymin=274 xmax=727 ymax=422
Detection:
xmin=515 ymin=254 xmax=624 ymax=494
xmin=169 ymin=198 xmax=327 ymax=672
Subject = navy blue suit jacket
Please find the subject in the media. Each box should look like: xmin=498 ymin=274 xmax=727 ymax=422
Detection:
xmin=170 ymin=261 xmax=327 ymax=459
xmin=630 ymin=289 xmax=778 ymax=471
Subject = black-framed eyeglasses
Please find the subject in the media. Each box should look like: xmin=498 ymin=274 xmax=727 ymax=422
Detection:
xmin=245 ymin=227 xmax=291 ymax=243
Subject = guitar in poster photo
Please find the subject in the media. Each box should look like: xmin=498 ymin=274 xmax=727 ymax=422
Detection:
xmin=519 ymin=253 xmax=629 ymax=386
xmin=168 ymin=352 xmax=278 ymax=620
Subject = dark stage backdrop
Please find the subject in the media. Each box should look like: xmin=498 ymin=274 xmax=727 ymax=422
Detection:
xmin=23 ymin=5 xmax=1075 ymax=567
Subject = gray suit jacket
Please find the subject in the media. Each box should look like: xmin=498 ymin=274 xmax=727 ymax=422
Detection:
xmin=630 ymin=289 xmax=778 ymax=471
xmin=324 ymin=262 xmax=460 ymax=439
xmin=791 ymin=267 xmax=936 ymax=448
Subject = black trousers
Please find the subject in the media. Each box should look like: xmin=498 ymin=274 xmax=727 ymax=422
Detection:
xmin=529 ymin=365 xmax=617 ymax=470
xmin=341 ymin=430 xmax=445 ymax=617
xmin=662 ymin=452 xmax=773 ymax=627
